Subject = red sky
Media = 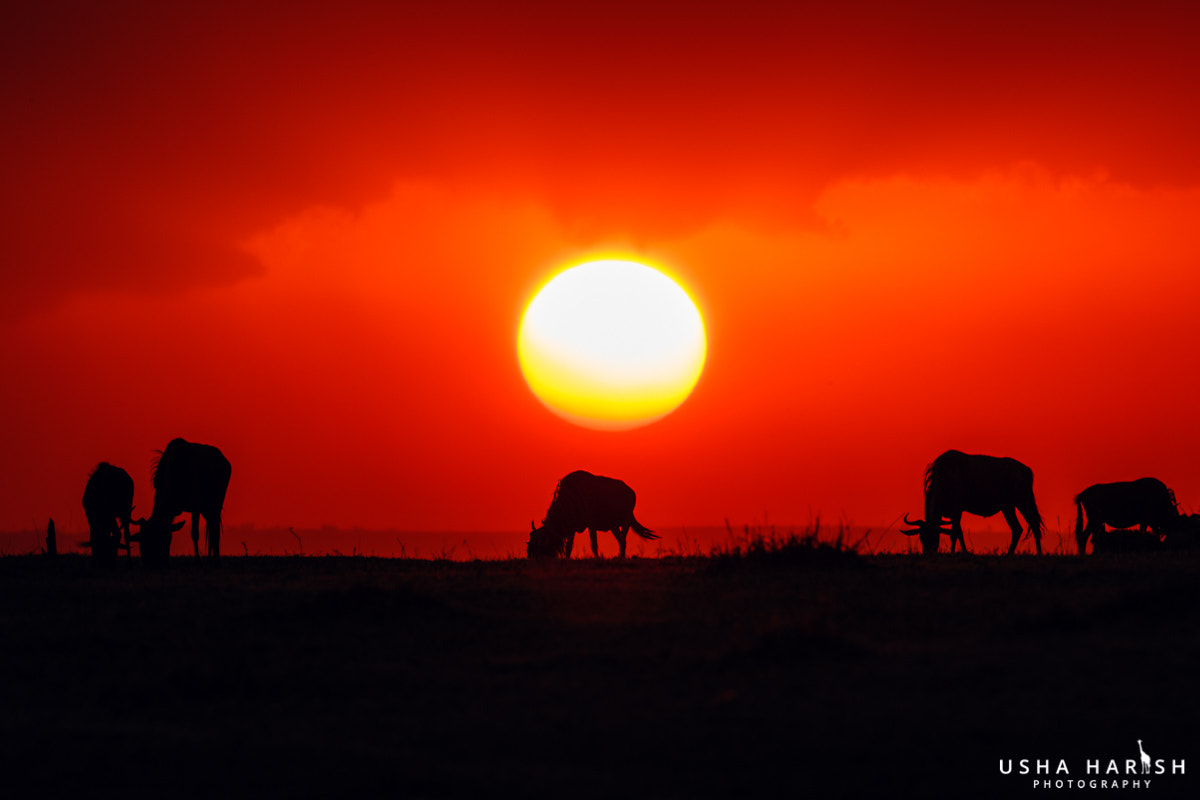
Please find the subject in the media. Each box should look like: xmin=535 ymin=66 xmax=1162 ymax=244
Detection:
xmin=3 ymin=1 xmax=1199 ymax=545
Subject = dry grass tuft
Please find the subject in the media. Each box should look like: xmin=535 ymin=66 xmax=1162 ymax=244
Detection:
xmin=707 ymin=518 xmax=864 ymax=571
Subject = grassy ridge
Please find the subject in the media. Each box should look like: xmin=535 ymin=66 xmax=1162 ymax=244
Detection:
xmin=1 ymin=551 xmax=1197 ymax=798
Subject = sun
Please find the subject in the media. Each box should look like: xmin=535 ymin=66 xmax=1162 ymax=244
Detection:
xmin=518 ymin=259 xmax=707 ymax=430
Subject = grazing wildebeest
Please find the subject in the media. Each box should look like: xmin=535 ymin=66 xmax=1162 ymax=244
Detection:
xmin=133 ymin=438 xmax=231 ymax=566
xmin=900 ymin=450 xmax=1044 ymax=555
xmin=527 ymin=470 xmax=659 ymax=559
xmin=1074 ymin=478 xmax=1180 ymax=554
xmin=82 ymin=463 xmax=134 ymax=566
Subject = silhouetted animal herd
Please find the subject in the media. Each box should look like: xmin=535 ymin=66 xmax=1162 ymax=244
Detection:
xmin=82 ymin=438 xmax=230 ymax=567
xmin=73 ymin=441 xmax=1197 ymax=565
xmin=896 ymin=449 xmax=1200 ymax=556
xmin=526 ymin=452 xmax=1199 ymax=558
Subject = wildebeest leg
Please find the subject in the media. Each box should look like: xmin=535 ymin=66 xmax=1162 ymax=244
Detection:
xmin=191 ymin=511 xmax=201 ymax=558
xmin=615 ymin=525 xmax=628 ymax=558
xmin=207 ymin=513 xmax=221 ymax=563
xmin=565 ymin=531 xmax=576 ymax=558
xmin=589 ymin=528 xmax=600 ymax=558
xmin=1003 ymin=508 xmax=1023 ymax=555
xmin=950 ymin=513 xmax=967 ymax=554
xmin=110 ymin=519 xmax=123 ymax=563
xmin=101 ymin=519 xmax=120 ymax=565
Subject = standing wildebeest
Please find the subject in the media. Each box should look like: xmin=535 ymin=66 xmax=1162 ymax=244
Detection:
xmin=1074 ymin=478 xmax=1179 ymax=554
xmin=133 ymin=438 xmax=231 ymax=566
xmin=82 ymin=463 xmax=134 ymax=566
xmin=527 ymin=470 xmax=659 ymax=559
xmin=901 ymin=450 xmax=1044 ymax=555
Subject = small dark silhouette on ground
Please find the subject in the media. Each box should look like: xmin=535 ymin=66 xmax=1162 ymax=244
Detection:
xmin=528 ymin=470 xmax=659 ymax=559
xmin=1165 ymin=513 xmax=1200 ymax=549
xmin=1074 ymin=477 xmax=1181 ymax=554
xmin=43 ymin=518 xmax=56 ymax=558
xmin=1091 ymin=527 xmax=1163 ymax=553
xmin=900 ymin=449 xmax=1044 ymax=555
xmin=82 ymin=463 xmax=134 ymax=566
xmin=132 ymin=438 xmax=231 ymax=566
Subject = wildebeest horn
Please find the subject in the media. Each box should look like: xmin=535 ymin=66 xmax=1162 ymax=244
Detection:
xmin=901 ymin=513 xmax=954 ymax=532
xmin=530 ymin=520 xmax=537 ymax=533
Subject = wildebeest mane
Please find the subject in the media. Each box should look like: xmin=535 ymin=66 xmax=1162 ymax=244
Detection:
xmin=542 ymin=474 xmax=570 ymax=526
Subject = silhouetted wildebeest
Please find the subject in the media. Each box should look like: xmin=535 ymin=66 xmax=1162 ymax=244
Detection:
xmin=528 ymin=470 xmax=658 ymax=559
xmin=82 ymin=463 xmax=134 ymax=566
xmin=1073 ymin=478 xmax=1180 ymax=554
xmin=901 ymin=450 xmax=1044 ymax=555
xmin=133 ymin=438 xmax=231 ymax=566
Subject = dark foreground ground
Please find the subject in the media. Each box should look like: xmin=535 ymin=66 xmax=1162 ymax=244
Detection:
xmin=1 ymin=551 xmax=1196 ymax=798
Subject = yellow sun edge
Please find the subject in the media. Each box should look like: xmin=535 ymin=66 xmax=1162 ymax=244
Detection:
xmin=516 ymin=256 xmax=708 ymax=431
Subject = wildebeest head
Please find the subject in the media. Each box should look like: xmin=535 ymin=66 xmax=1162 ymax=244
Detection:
xmin=131 ymin=516 xmax=185 ymax=566
xmin=527 ymin=520 xmax=569 ymax=559
xmin=899 ymin=513 xmax=952 ymax=555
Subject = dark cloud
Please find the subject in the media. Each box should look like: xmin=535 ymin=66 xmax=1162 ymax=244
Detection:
xmin=3 ymin=1 xmax=1199 ymax=316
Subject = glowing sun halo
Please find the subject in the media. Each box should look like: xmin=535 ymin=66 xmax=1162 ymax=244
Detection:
xmin=518 ymin=259 xmax=707 ymax=430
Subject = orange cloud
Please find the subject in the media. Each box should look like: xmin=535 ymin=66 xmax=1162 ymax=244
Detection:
xmin=3 ymin=166 xmax=1199 ymax=541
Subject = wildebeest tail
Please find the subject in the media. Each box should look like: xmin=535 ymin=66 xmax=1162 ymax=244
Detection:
xmin=1074 ymin=493 xmax=1086 ymax=544
xmin=1028 ymin=505 xmax=1045 ymax=542
xmin=1018 ymin=484 xmax=1044 ymax=544
xmin=630 ymin=516 xmax=658 ymax=540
